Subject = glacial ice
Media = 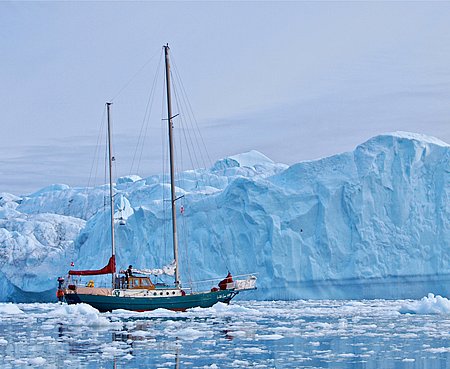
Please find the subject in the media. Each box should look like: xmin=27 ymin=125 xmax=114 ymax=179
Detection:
xmin=0 ymin=132 xmax=448 ymax=302
xmin=399 ymin=293 xmax=450 ymax=314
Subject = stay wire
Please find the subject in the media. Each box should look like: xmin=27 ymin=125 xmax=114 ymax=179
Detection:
xmin=161 ymin=71 xmax=168 ymax=262
xmin=171 ymin=58 xmax=203 ymax=170
xmin=85 ymin=106 xmax=107 ymax=219
xmin=109 ymin=48 xmax=161 ymax=102
xmin=171 ymin=71 xmax=195 ymax=289
xmin=171 ymin=53 xmax=213 ymax=168
xmin=130 ymin=49 xmax=164 ymax=176
xmin=172 ymin=51 xmax=232 ymax=270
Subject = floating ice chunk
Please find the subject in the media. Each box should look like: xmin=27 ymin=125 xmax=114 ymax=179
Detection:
xmin=254 ymin=333 xmax=283 ymax=340
xmin=187 ymin=302 xmax=261 ymax=317
xmin=167 ymin=327 xmax=213 ymax=341
xmin=161 ymin=353 xmax=176 ymax=359
xmin=0 ymin=303 xmax=24 ymax=315
xmin=48 ymin=302 xmax=100 ymax=316
xmin=399 ymin=294 xmax=450 ymax=314
xmin=48 ymin=303 xmax=111 ymax=326
xmin=425 ymin=347 xmax=450 ymax=353
xmin=0 ymin=338 xmax=7 ymax=345
xmin=232 ymin=360 xmax=251 ymax=367
xmin=109 ymin=307 xmax=181 ymax=319
xmin=28 ymin=357 xmax=46 ymax=366
xmin=237 ymin=347 xmax=268 ymax=354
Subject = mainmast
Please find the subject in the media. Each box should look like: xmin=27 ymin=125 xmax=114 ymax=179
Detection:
xmin=106 ymin=102 xmax=116 ymax=287
xmin=164 ymin=44 xmax=180 ymax=287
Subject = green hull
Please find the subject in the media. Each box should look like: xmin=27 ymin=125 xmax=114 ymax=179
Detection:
xmin=64 ymin=289 xmax=238 ymax=312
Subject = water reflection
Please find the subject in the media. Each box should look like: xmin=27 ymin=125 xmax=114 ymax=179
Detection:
xmin=2 ymin=301 xmax=450 ymax=368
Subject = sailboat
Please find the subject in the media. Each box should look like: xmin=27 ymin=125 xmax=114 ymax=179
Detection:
xmin=58 ymin=45 xmax=257 ymax=312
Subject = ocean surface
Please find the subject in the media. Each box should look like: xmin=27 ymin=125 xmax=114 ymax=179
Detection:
xmin=0 ymin=299 xmax=449 ymax=368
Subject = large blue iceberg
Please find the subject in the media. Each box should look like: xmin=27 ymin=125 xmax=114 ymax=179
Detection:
xmin=0 ymin=132 xmax=448 ymax=302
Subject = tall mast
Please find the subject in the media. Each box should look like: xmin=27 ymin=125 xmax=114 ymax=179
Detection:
xmin=164 ymin=44 xmax=180 ymax=287
xmin=106 ymin=102 xmax=116 ymax=287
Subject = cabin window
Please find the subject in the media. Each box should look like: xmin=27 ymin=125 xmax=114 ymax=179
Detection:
xmin=133 ymin=280 xmax=139 ymax=287
xmin=141 ymin=279 xmax=150 ymax=286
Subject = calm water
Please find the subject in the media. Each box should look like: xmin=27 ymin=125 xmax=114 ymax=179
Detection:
xmin=0 ymin=299 xmax=449 ymax=368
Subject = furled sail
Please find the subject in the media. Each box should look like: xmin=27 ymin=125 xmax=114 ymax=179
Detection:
xmin=69 ymin=256 xmax=116 ymax=276
xmin=133 ymin=260 xmax=176 ymax=276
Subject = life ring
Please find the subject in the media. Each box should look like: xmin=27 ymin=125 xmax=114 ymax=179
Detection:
xmin=86 ymin=280 xmax=94 ymax=288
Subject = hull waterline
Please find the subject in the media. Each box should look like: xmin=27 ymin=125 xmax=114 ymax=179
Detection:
xmin=64 ymin=289 xmax=238 ymax=312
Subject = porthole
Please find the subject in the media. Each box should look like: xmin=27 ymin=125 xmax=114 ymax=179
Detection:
xmin=172 ymin=291 xmax=176 ymax=295
xmin=153 ymin=292 xmax=157 ymax=296
xmin=160 ymin=292 xmax=163 ymax=295
xmin=166 ymin=292 xmax=169 ymax=295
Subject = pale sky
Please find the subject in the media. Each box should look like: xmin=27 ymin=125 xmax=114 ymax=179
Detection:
xmin=1 ymin=1 xmax=449 ymax=194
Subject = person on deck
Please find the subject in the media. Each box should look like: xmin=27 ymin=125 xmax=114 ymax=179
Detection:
xmin=127 ymin=265 xmax=133 ymax=278
xmin=218 ymin=272 xmax=233 ymax=290
xmin=125 ymin=265 xmax=133 ymax=288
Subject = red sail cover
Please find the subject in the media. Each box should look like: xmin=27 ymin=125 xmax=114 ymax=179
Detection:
xmin=69 ymin=255 xmax=116 ymax=276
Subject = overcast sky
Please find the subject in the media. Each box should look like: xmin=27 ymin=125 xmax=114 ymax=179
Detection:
xmin=1 ymin=1 xmax=449 ymax=195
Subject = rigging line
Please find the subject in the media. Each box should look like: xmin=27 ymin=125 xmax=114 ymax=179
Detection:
xmin=181 ymin=196 xmax=194 ymax=291
xmin=171 ymin=54 xmax=214 ymax=197
xmin=171 ymin=70 xmax=201 ymax=172
xmin=86 ymin=107 xmax=106 ymax=189
xmin=109 ymin=48 xmax=162 ymax=102
xmin=171 ymin=91 xmax=187 ymax=285
xmin=103 ymin=118 xmax=109 ymax=209
xmin=171 ymin=57 xmax=223 ymax=277
xmin=171 ymin=58 xmax=214 ymax=196
xmin=171 ymin=73 xmax=214 ymax=289
xmin=85 ymin=106 xmax=107 ymax=219
xmin=172 ymin=76 xmax=210 ymax=212
xmin=181 ymin=207 xmax=193 ymax=291
xmin=171 ymin=72 xmax=188 ymax=186
xmin=171 ymin=86 xmax=189 ymax=285
xmin=171 ymin=54 xmax=213 ymax=168
xmin=170 ymin=60 xmax=203 ymax=170
xmin=161 ymin=73 xmax=168 ymax=261
xmin=130 ymin=50 xmax=164 ymax=175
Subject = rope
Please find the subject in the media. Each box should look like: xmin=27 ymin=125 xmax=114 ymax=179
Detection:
xmin=130 ymin=50 xmax=164 ymax=176
xmin=109 ymin=48 xmax=161 ymax=102
xmin=169 ymin=53 xmax=233 ymax=279
xmin=161 ymin=71 xmax=169 ymax=262
xmin=171 ymin=53 xmax=213 ymax=168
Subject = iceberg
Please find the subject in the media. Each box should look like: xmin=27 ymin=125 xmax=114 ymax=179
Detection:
xmin=0 ymin=132 xmax=448 ymax=302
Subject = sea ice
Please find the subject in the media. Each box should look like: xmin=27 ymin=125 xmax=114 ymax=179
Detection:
xmin=0 ymin=303 xmax=23 ymax=315
xmin=399 ymin=293 xmax=450 ymax=314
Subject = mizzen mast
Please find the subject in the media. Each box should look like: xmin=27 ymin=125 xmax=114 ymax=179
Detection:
xmin=164 ymin=44 xmax=180 ymax=287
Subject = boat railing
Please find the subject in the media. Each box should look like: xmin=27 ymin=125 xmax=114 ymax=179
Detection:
xmin=184 ymin=273 xmax=258 ymax=292
xmin=65 ymin=273 xmax=257 ymax=292
xmin=64 ymin=278 xmax=112 ymax=290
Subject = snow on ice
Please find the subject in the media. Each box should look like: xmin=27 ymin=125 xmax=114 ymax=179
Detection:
xmin=399 ymin=293 xmax=450 ymax=314
xmin=0 ymin=132 xmax=448 ymax=302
